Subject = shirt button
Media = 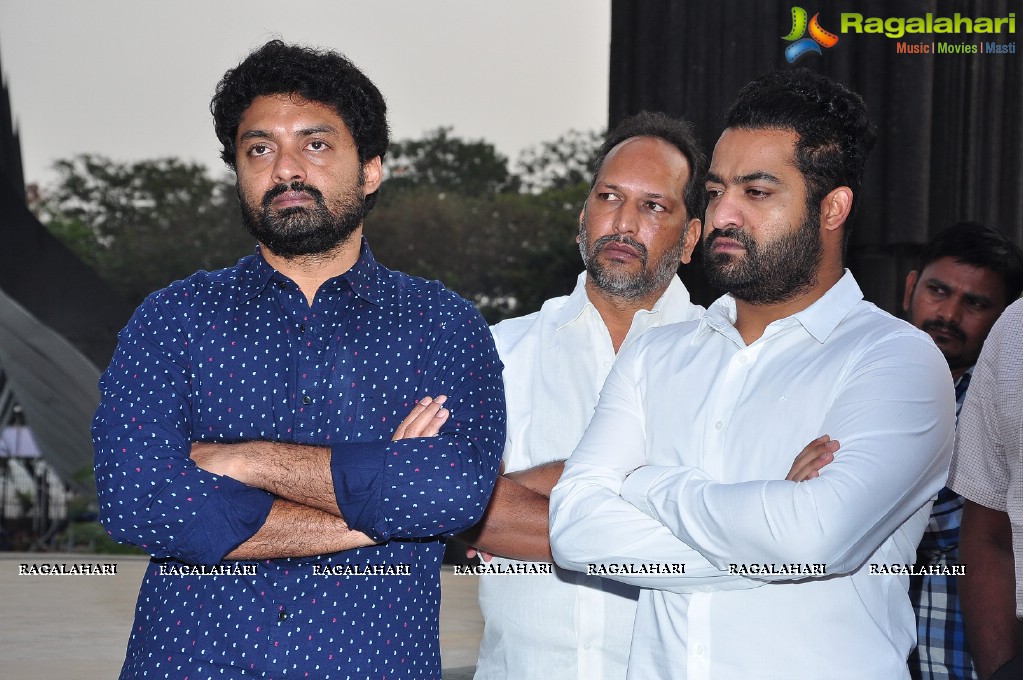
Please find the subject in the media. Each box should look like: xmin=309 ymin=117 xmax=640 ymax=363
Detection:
xmin=694 ymin=643 xmax=705 ymax=655
xmin=302 ymin=395 xmax=312 ymax=405
xmin=738 ymin=354 xmax=748 ymax=365
xmin=278 ymin=611 xmax=288 ymax=621
xmin=583 ymin=642 xmax=592 ymax=650
xmin=714 ymin=421 xmax=723 ymax=431
xmin=299 ymin=324 xmax=306 ymax=333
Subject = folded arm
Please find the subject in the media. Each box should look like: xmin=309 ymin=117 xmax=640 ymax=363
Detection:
xmin=456 ymin=461 xmax=564 ymax=561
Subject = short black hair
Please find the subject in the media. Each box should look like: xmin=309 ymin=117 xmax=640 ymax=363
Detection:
xmin=916 ymin=222 xmax=1023 ymax=302
xmin=211 ymin=40 xmax=390 ymax=210
xmin=592 ymin=111 xmax=707 ymax=224
xmin=724 ymin=68 xmax=877 ymax=243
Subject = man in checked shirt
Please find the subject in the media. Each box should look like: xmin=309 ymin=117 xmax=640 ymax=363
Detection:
xmin=902 ymin=222 xmax=1023 ymax=679
xmin=93 ymin=40 xmax=504 ymax=679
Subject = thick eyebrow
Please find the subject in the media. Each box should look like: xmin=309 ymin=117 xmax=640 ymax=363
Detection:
xmin=705 ymin=170 xmax=783 ymax=186
xmin=923 ymin=275 xmax=995 ymax=306
xmin=238 ymin=124 xmax=341 ymax=142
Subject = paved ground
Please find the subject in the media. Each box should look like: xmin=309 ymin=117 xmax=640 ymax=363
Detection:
xmin=0 ymin=553 xmax=481 ymax=679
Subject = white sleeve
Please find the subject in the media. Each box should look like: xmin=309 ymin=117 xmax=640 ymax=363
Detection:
xmin=549 ymin=342 xmax=761 ymax=593
xmin=618 ymin=333 xmax=955 ymax=581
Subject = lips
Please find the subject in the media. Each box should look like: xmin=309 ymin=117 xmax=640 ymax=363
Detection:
xmin=600 ymin=241 xmax=642 ymax=260
xmin=271 ymin=190 xmax=315 ymax=210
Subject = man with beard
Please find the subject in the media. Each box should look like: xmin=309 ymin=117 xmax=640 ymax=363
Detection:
xmin=464 ymin=112 xmax=707 ymax=680
xmin=901 ymin=223 xmax=1023 ymax=680
xmin=463 ymin=112 xmax=834 ymax=680
xmin=92 ymin=40 xmax=505 ymax=679
xmin=550 ymin=68 xmax=955 ymax=679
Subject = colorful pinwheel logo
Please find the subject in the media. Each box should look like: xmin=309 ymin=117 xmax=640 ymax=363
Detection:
xmin=782 ymin=7 xmax=839 ymax=62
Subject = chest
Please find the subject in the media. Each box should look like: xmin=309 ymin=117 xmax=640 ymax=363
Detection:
xmin=187 ymin=296 xmax=436 ymax=443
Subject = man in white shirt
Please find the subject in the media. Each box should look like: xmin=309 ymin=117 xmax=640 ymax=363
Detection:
xmin=458 ymin=111 xmax=707 ymax=680
xmin=549 ymin=68 xmax=956 ymax=680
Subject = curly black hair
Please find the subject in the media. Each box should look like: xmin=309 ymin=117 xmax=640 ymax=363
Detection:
xmin=724 ymin=68 xmax=877 ymax=242
xmin=591 ymin=111 xmax=708 ymax=225
xmin=211 ymin=40 xmax=390 ymax=210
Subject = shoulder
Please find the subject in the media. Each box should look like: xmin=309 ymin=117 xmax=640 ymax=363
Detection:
xmin=490 ymin=293 xmax=572 ymax=350
xmin=128 ymin=257 xmax=251 ymax=329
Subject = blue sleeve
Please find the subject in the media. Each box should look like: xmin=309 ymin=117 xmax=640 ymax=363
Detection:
xmin=92 ymin=293 xmax=274 ymax=564
xmin=330 ymin=300 xmax=506 ymax=541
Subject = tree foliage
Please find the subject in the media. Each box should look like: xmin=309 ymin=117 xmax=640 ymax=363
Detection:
xmin=384 ymin=127 xmax=520 ymax=196
xmin=35 ymin=154 xmax=251 ymax=305
xmin=36 ymin=128 xmax=603 ymax=321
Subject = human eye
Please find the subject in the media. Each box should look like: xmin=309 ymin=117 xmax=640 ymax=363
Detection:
xmin=644 ymin=200 xmax=666 ymax=213
xmin=247 ymin=143 xmax=272 ymax=157
xmin=306 ymin=139 xmax=329 ymax=151
xmin=595 ymin=191 xmax=621 ymax=203
xmin=926 ymin=283 xmax=949 ymax=298
xmin=705 ymin=186 xmax=723 ymax=200
xmin=745 ymin=187 xmax=771 ymax=199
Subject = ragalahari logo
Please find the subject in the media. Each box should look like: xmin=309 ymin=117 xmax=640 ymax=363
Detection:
xmin=783 ymin=7 xmax=839 ymax=62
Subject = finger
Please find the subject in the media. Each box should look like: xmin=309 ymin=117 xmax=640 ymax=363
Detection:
xmin=787 ymin=450 xmax=835 ymax=482
xmin=391 ymin=396 xmax=436 ymax=441
xmin=394 ymin=396 xmax=449 ymax=440
xmin=405 ymin=395 xmax=447 ymax=438
xmin=785 ymin=438 xmax=836 ymax=481
xmin=466 ymin=547 xmax=478 ymax=559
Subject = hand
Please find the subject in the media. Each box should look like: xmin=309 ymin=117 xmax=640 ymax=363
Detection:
xmin=785 ymin=435 xmax=839 ymax=482
xmin=466 ymin=546 xmax=494 ymax=562
xmin=391 ymin=395 xmax=450 ymax=441
xmin=190 ymin=442 xmax=243 ymax=479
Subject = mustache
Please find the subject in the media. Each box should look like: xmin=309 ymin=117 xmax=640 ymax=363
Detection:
xmin=921 ymin=318 xmax=967 ymax=342
xmin=704 ymin=227 xmax=753 ymax=250
xmin=262 ymin=181 xmax=324 ymax=209
xmin=593 ymin=234 xmax=648 ymax=260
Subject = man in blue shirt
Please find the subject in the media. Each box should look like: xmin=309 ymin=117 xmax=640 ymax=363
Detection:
xmin=903 ymin=222 xmax=1023 ymax=679
xmin=93 ymin=40 xmax=505 ymax=679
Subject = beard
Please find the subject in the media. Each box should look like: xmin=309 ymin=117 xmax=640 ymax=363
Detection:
xmin=917 ymin=316 xmax=971 ymax=369
xmin=703 ymin=209 xmax=823 ymax=305
xmin=239 ymin=174 xmax=366 ymax=258
xmin=578 ymin=216 xmax=684 ymax=300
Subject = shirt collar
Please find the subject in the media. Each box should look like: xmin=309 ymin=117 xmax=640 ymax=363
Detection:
xmin=235 ymin=237 xmax=386 ymax=306
xmin=554 ymin=271 xmax=693 ymax=331
xmin=698 ymin=269 xmax=864 ymax=345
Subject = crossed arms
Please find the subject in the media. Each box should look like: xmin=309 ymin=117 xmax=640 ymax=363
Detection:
xmin=93 ymin=293 xmax=505 ymax=564
xmin=192 ymin=397 xmax=451 ymax=560
xmin=548 ymin=330 xmax=955 ymax=592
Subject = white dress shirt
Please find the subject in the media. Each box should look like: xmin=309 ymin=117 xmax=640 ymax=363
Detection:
xmin=474 ymin=272 xmax=703 ymax=680
xmin=550 ymin=271 xmax=956 ymax=680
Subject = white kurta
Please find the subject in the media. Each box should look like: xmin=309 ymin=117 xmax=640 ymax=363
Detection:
xmin=474 ymin=272 xmax=703 ymax=680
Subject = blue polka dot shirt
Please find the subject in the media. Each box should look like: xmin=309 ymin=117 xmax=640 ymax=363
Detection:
xmin=93 ymin=240 xmax=506 ymax=678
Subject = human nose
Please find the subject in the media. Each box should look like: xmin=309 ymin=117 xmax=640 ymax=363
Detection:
xmin=935 ymin=296 xmax=963 ymax=325
xmin=271 ymin=147 xmax=306 ymax=184
xmin=708 ymin=189 xmax=742 ymax=231
xmin=612 ymin=200 xmax=641 ymax=236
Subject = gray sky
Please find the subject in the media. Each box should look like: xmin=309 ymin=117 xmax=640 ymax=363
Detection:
xmin=0 ymin=0 xmax=610 ymax=186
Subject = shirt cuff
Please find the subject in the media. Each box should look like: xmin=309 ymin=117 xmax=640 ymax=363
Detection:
xmin=330 ymin=441 xmax=389 ymax=541
xmin=189 ymin=476 xmax=275 ymax=563
xmin=621 ymin=465 xmax=675 ymax=519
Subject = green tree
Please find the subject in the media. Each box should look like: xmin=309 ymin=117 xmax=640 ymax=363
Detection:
xmin=35 ymin=154 xmax=252 ymax=305
xmin=384 ymin=127 xmax=520 ymax=196
xmin=516 ymin=129 xmax=603 ymax=193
